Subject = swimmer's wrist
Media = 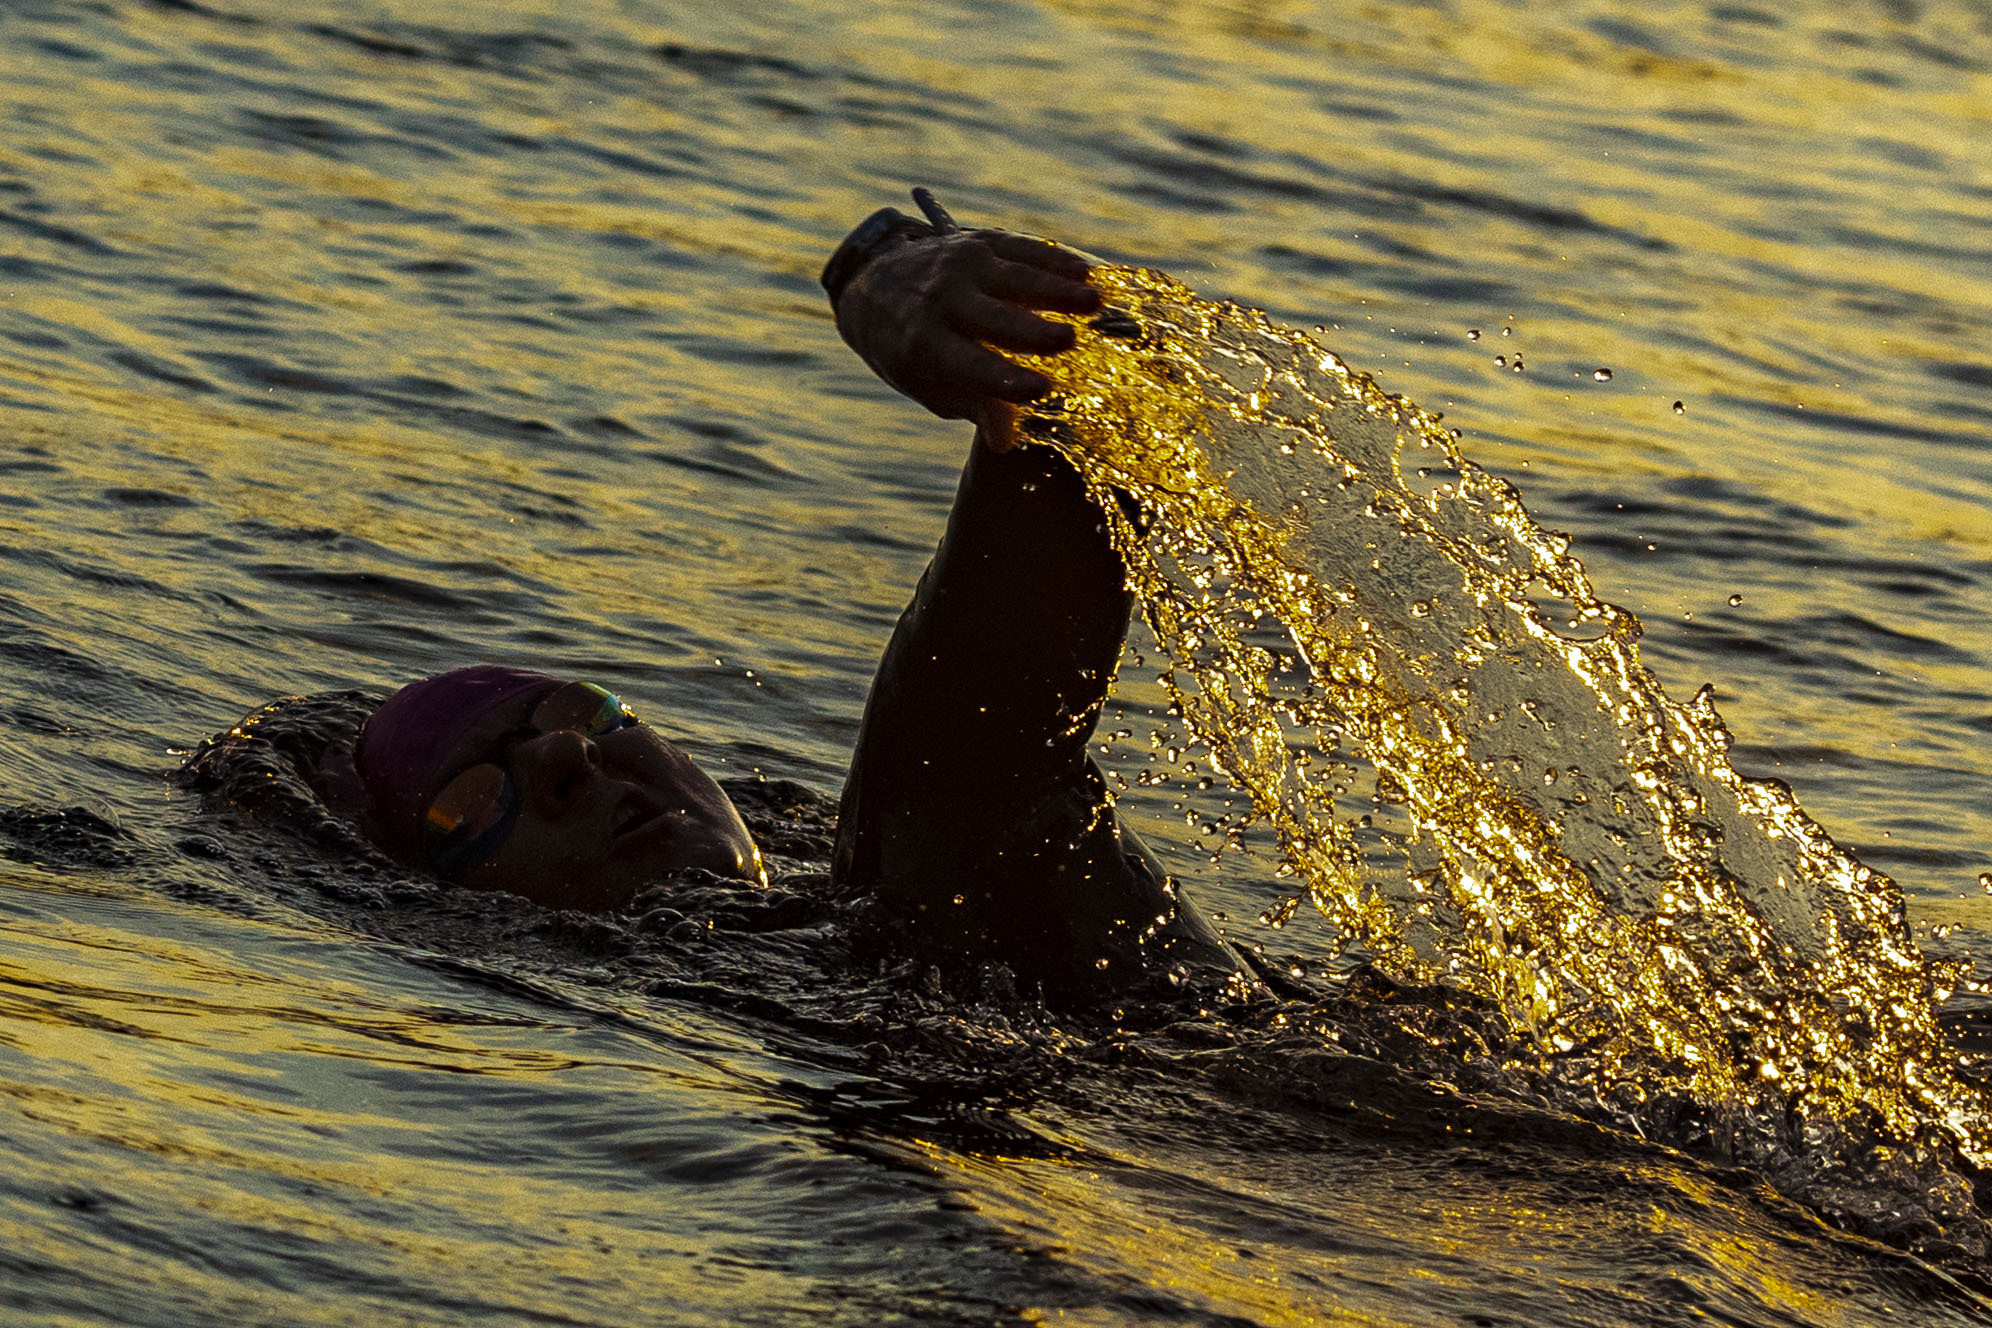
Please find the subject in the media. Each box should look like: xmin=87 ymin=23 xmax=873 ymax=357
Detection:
xmin=820 ymin=207 xmax=938 ymax=308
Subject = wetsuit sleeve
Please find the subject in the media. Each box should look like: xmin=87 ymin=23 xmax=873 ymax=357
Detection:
xmin=831 ymin=431 xmax=1233 ymax=1002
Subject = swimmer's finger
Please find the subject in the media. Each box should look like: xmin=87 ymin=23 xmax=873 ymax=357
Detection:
xmin=976 ymin=400 xmax=1020 ymax=453
xmin=908 ymin=327 xmax=1050 ymax=409
xmin=982 ymin=230 xmax=1092 ymax=280
xmin=944 ymin=290 xmax=1077 ymax=355
xmin=948 ymin=337 xmax=1051 ymax=403
xmin=989 ymin=363 xmax=1053 ymax=402
xmin=983 ymin=259 xmax=1102 ymax=314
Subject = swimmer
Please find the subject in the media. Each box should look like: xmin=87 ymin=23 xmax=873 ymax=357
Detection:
xmin=192 ymin=192 xmax=1243 ymax=1004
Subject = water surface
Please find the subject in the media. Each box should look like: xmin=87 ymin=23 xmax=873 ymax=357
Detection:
xmin=1 ymin=0 xmax=1989 ymax=1323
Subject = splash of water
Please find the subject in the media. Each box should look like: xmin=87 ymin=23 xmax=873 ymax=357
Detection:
xmin=1020 ymin=267 xmax=1987 ymax=1214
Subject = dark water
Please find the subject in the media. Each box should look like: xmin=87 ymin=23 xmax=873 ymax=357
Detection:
xmin=1 ymin=0 xmax=1990 ymax=1323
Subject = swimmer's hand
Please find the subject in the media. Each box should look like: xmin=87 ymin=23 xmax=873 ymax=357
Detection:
xmin=832 ymin=227 xmax=1101 ymax=452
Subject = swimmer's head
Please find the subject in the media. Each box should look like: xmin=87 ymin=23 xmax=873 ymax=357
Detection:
xmin=354 ymin=665 xmax=762 ymax=908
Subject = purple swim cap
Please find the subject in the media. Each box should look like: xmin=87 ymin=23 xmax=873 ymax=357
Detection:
xmin=355 ymin=664 xmax=559 ymax=861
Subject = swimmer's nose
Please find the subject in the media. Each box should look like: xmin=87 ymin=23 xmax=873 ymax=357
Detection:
xmin=513 ymin=728 xmax=602 ymax=814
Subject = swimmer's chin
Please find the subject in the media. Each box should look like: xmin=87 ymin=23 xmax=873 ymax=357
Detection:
xmin=464 ymin=841 xmax=766 ymax=913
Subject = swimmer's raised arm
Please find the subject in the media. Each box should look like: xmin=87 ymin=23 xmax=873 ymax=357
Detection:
xmin=822 ymin=196 xmax=1229 ymax=998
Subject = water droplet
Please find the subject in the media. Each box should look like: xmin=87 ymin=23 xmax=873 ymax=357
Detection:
xmin=1728 ymin=594 xmax=1743 ymax=606
xmin=1511 ymin=358 xmax=1525 ymax=373
xmin=1593 ymin=368 xmax=1613 ymax=382
xmin=1673 ymin=401 xmax=1685 ymax=415
xmin=1493 ymin=355 xmax=1506 ymax=368
xmin=1978 ymin=872 xmax=1992 ymax=893
xmin=1501 ymin=326 xmax=1513 ymax=337
xmin=1467 ymin=329 xmax=1481 ymax=341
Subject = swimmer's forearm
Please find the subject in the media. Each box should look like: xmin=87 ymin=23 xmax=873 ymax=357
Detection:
xmin=826 ymin=204 xmax=1126 ymax=885
xmin=839 ymin=436 xmax=1127 ymax=811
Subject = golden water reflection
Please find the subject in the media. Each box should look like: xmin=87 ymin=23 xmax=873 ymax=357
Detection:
xmin=1024 ymin=265 xmax=1986 ymax=1178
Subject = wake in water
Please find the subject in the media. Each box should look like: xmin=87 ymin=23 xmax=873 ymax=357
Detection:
xmin=1022 ymin=266 xmax=1990 ymax=1262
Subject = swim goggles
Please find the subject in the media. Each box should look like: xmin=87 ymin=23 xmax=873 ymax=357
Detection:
xmin=422 ymin=681 xmax=641 ymax=879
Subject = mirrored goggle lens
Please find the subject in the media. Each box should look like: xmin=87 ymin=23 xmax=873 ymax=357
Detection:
xmin=424 ymin=762 xmax=515 ymax=875
xmin=530 ymin=681 xmax=636 ymax=737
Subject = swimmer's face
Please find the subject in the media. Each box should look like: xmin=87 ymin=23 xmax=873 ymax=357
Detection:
xmin=419 ymin=681 xmax=763 ymax=909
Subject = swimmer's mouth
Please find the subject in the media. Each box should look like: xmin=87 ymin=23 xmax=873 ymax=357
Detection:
xmin=613 ymin=800 xmax=664 ymax=840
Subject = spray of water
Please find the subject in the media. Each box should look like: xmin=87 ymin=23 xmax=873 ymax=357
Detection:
xmin=1019 ymin=266 xmax=1987 ymax=1220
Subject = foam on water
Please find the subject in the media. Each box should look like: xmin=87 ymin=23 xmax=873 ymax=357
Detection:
xmin=1024 ymin=265 xmax=1988 ymax=1255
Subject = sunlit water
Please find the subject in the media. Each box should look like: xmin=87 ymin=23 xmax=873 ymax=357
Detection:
xmin=1028 ymin=262 xmax=1986 ymax=1260
xmin=1 ymin=0 xmax=1989 ymax=1324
